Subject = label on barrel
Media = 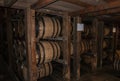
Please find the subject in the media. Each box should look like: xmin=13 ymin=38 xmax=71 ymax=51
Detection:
xmin=113 ymin=27 xmax=116 ymax=33
xmin=77 ymin=23 xmax=84 ymax=31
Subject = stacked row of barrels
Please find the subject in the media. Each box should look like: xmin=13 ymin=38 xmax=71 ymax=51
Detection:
xmin=80 ymin=24 xmax=97 ymax=71
xmin=82 ymin=25 xmax=93 ymax=37
xmin=35 ymin=16 xmax=62 ymax=79
xmin=11 ymin=10 xmax=28 ymax=81
xmin=102 ymin=27 xmax=112 ymax=61
xmin=102 ymin=26 xmax=120 ymax=70
xmin=114 ymin=50 xmax=120 ymax=70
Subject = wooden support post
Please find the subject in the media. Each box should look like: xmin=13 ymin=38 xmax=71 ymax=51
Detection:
xmin=112 ymin=26 xmax=116 ymax=65
xmin=98 ymin=21 xmax=104 ymax=68
xmin=73 ymin=16 xmax=81 ymax=81
xmin=116 ymin=25 xmax=119 ymax=49
xmin=6 ymin=8 xmax=13 ymax=67
xmin=63 ymin=13 xmax=71 ymax=81
xmin=92 ymin=18 xmax=98 ymax=70
xmin=25 ymin=8 xmax=37 ymax=81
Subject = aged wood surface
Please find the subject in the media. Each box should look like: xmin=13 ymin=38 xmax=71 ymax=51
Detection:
xmin=63 ymin=13 xmax=71 ymax=81
xmin=31 ymin=0 xmax=57 ymax=9
xmin=4 ymin=0 xmax=17 ymax=7
xmin=61 ymin=0 xmax=93 ymax=7
xmin=25 ymin=8 xmax=37 ymax=81
xmin=70 ymin=0 xmax=120 ymax=16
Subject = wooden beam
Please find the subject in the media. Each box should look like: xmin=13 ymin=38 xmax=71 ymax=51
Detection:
xmin=12 ymin=1 xmax=31 ymax=9
xmin=70 ymin=0 xmax=120 ymax=16
xmin=92 ymin=18 xmax=98 ymax=71
xmin=61 ymin=0 xmax=93 ymax=7
xmin=81 ymin=7 xmax=120 ymax=16
xmin=36 ymin=9 xmax=64 ymax=16
xmin=104 ymin=0 xmax=116 ymax=2
xmin=98 ymin=15 xmax=120 ymax=22
xmin=25 ymin=8 xmax=37 ymax=81
xmin=31 ymin=0 xmax=57 ymax=9
xmin=73 ymin=16 xmax=81 ymax=81
xmin=4 ymin=0 xmax=17 ymax=7
xmin=97 ymin=21 xmax=104 ymax=68
xmin=63 ymin=13 xmax=71 ymax=81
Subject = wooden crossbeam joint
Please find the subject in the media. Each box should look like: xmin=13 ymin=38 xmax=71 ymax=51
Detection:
xmin=70 ymin=0 xmax=120 ymax=16
xmin=4 ymin=0 xmax=17 ymax=7
xmin=31 ymin=0 xmax=57 ymax=9
xmin=61 ymin=0 xmax=93 ymax=7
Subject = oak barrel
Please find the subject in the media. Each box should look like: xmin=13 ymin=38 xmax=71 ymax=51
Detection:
xmin=102 ymin=52 xmax=108 ymax=59
xmin=82 ymin=25 xmax=92 ymax=36
xmin=80 ymin=40 xmax=92 ymax=54
xmin=71 ymin=40 xmax=92 ymax=55
xmin=22 ymin=63 xmax=53 ymax=79
xmin=13 ymin=40 xmax=26 ymax=61
xmin=37 ymin=63 xmax=53 ymax=78
xmin=36 ymin=41 xmax=60 ymax=64
xmin=36 ymin=16 xmax=61 ymax=39
xmin=103 ymin=40 xmax=109 ymax=48
xmin=104 ymin=27 xmax=110 ymax=36
xmin=18 ymin=20 xmax=25 ymax=37
xmin=12 ymin=20 xmax=25 ymax=37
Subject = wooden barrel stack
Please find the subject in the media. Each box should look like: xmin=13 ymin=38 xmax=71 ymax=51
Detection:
xmin=36 ymin=16 xmax=61 ymax=39
xmin=11 ymin=10 xmax=27 ymax=80
xmin=103 ymin=40 xmax=110 ymax=49
xmin=80 ymin=39 xmax=93 ymax=65
xmin=22 ymin=63 xmax=53 ymax=81
xmin=79 ymin=23 xmax=96 ymax=71
xmin=36 ymin=41 xmax=61 ymax=64
xmin=13 ymin=40 xmax=26 ymax=62
xmin=84 ymin=25 xmax=92 ymax=36
xmin=80 ymin=40 xmax=92 ymax=54
xmin=104 ymin=27 xmax=111 ymax=36
xmin=102 ymin=27 xmax=111 ymax=60
xmin=114 ymin=50 xmax=120 ymax=70
xmin=35 ymin=15 xmax=62 ymax=79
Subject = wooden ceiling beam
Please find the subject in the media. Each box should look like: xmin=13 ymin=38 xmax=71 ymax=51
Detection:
xmin=81 ymin=7 xmax=120 ymax=16
xmin=70 ymin=0 xmax=120 ymax=16
xmin=12 ymin=1 xmax=31 ymax=9
xmin=4 ymin=0 xmax=17 ymax=7
xmin=98 ymin=15 xmax=120 ymax=23
xmin=104 ymin=0 xmax=116 ymax=2
xmin=31 ymin=0 xmax=57 ymax=9
xmin=61 ymin=0 xmax=93 ymax=7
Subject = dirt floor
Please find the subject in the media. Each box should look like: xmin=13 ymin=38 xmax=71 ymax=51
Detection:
xmin=80 ymin=72 xmax=120 ymax=81
xmin=0 ymin=54 xmax=120 ymax=81
xmin=0 ymin=55 xmax=14 ymax=81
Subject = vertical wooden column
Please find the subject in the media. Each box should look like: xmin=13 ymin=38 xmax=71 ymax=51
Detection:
xmin=63 ymin=13 xmax=71 ymax=81
xmin=25 ymin=8 xmax=37 ymax=81
xmin=112 ymin=26 xmax=116 ymax=64
xmin=6 ymin=8 xmax=13 ymax=67
xmin=116 ymin=26 xmax=118 ymax=49
xmin=92 ymin=18 xmax=98 ymax=70
xmin=73 ymin=16 xmax=81 ymax=81
xmin=97 ymin=21 xmax=104 ymax=68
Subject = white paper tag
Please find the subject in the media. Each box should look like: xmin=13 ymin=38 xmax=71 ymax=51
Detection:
xmin=113 ymin=27 xmax=116 ymax=33
xmin=77 ymin=23 xmax=84 ymax=31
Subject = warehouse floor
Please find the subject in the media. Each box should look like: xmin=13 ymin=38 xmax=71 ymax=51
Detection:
xmin=80 ymin=70 xmax=120 ymax=81
xmin=0 ymin=54 xmax=120 ymax=81
xmin=0 ymin=55 xmax=14 ymax=81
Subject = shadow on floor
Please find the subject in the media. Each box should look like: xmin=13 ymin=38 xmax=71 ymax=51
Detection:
xmin=0 ymin=55 xmax=14 ymax=81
